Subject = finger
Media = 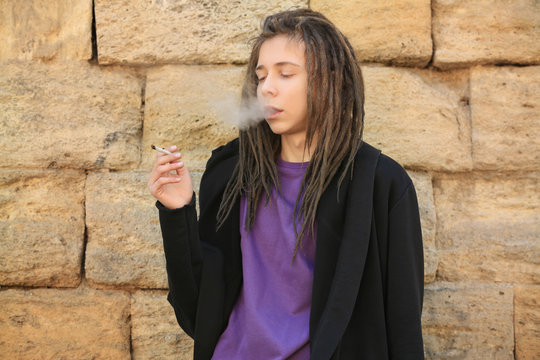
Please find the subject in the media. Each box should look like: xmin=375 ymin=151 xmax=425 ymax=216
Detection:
xmin=155 ymin=152 xmax=182 ymax=166
xmin=149 ymin=159 xmax=180 ymax=183
xmin=153 ymin=145 xmax=177 ymax=156
xmin=155 ymin=151 xmax=179 ymax=162
xmin=149 ymin=172 xmax=181 ymax=190
xmin=157 ymin=161 xmax=184 ymax=175
xmin=149 ymin=161 xmax=185 ymax=186
xmin=148 ymin=169 xmax=163 ymax=188
xmin=171 ymin=164 xmax=184 ymax=176
xmin=154 ymin=145 xmax=178 ymax=159
xmin=154 ymin=176 xmax=182 ymax=189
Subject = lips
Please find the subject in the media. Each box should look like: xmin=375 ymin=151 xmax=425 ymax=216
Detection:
xmin=264 ymin=106 xmax=283 ymax=119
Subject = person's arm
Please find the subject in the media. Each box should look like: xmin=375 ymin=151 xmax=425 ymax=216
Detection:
xmin=150 ymin=139 xmax=239 ymax=341
xmin=157 ymin=195 xmax=202 ymax=338
xmin=148 ymin=145 xmax=200 ymax=337
xmin=385 ymin=182 xmax=425 ymax=359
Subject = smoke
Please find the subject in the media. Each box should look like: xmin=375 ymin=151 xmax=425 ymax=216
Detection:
xmin=211 ymin=94 xmax=265 ymax=130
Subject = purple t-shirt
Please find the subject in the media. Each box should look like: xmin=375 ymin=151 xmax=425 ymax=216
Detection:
xmin=212 ymin=157 xmax=316 ymax=360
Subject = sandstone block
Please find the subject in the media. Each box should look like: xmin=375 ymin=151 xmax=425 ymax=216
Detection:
xmin=423 ymin=248 xmax=438 ymax=286
xmin=0 ymin=61 xmax=142 ymax=170
xmin=95 ymin=0 xmax=307 ymax=65
xmin=132 ymin=291 xmax=194 ymax=359
xmin=434 ymin=173 xmax=539 ymax=283
xmin=0 ymin=169 xmax=85 ymax=287
xmin=0 ymin=287 xmax=130 ymax=359
xmin=408 ymin=171 xmax=437 ymax=283
xmin=363 ymin=66 xmax=472 ymax=171
xmin=432 ymin=0 xmax=540 ymax=68
xmin=142 ymin=65 xmax=243 ymax=172
xmin=471 ymin=66 xmax=540 ymax=170
xmin=422 ymin=282 xmax=514 ymax=359
xmin=0 ymin=0 xmax=92 ymax=61
xmin=311 ymin=0 xmax=432 ymax=66
xmin=437 ymin=246 xmax=540 ymax=286
xmin=85 ymin=171 xmax=202 ymax=289
xmin=515 ymin=285 xmax=540 ymax=360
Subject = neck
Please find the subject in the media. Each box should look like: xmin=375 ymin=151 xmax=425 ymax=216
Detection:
xmin=280 ymin=132 xmax=315 ymax=163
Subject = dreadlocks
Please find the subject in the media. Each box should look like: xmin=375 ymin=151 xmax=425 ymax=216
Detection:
xmin=217 ymin=8 xmax=364 ymax=261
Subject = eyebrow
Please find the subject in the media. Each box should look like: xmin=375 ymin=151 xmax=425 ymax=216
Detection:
xmin=255 ymin=61 xmax=302 ymax=71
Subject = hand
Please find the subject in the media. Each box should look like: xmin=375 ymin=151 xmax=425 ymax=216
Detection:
xmin=148 ymin=145 xmax=193 ymax=209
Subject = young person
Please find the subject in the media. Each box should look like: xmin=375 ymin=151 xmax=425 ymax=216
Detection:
xmin=148 ymin=8 xmax=424 ymax=360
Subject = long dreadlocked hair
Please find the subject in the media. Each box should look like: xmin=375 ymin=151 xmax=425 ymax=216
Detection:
xmin=217 ymin=8 xmax=364 ymax=261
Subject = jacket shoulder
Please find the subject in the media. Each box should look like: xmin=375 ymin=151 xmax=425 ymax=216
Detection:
xmin=358 ymin=142 xmax=413 ymax=208
xmin=199 ymin=138 xmax=239 ymax=210
xmin=376 ymin=153 xmax=412 ymax=189
xmin=376 ymin=154 xmax=414 ymax=210
xmin=205 ymin=138 xmax=239 ymax=172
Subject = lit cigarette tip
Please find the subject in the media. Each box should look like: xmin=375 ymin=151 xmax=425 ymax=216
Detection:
xmin=151 ymin=144 xmax=172 ymax=155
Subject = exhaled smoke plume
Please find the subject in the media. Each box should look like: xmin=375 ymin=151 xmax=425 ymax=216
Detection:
xmin=211 ymin=95 xmax=265 ymax=130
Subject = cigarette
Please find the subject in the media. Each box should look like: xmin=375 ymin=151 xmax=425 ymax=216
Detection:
xmin=151 ymin=144 xmax=172 ymax=155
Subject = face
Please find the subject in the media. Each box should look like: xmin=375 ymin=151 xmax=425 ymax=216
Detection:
xmin=255 ymin=35 xmax=308 ymax=138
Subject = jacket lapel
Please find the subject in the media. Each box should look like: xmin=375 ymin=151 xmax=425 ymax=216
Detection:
xmin=310 ymin=143 xmax=381 ymax=359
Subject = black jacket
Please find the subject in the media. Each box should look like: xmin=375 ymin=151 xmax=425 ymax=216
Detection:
xmin=158 ymin=139 xmax=424 ymax=359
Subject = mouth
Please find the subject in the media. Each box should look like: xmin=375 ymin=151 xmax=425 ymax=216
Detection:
xmin=264 ymin=106 xmax=283 ymax=119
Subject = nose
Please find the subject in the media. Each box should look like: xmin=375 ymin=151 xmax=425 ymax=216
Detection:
xmin=260 ymin=74 xmax=277 ymax=97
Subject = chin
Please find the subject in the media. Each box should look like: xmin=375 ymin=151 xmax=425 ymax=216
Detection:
xmin=265 ymin=120 xmax=287 ymax=135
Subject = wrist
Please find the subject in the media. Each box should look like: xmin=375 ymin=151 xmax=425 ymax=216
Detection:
xmin=158 ymin=193 xmax=195 ymax=211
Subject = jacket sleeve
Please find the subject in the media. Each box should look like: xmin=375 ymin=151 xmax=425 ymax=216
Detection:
xmin=385 ymin=182 xmax=425 ymax=359
xmin=157 ymin=193 xmax=202 ymax=338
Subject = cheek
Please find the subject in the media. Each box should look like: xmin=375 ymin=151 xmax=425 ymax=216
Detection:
xmin=296 ymin=83 xmax=308 ymax=108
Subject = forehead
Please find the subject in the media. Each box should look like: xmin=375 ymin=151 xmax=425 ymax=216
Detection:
xmin=256 ymin=34 xmax=306 ymax=68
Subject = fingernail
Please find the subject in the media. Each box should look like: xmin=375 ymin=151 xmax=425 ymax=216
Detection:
xmin=174 ymin=153 xmax=181 ymax=157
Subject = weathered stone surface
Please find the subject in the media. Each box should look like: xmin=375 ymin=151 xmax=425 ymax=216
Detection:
xmin=408 ymin=171 xmax=437 ymax=283
xmin=0 ymin=287 xmax=130 ymax=359
xmin=132 ymin=291 xmax=194 ymax=359
xmin=95 ymin=0 xmax=307 ymax=65
xmin=422 ymin=282 xmax=514 ymax=359
xmin=432 ymin=0 xmax=540 ymax=69
xmin=438 ymin=246 xmax=540 ymax=286
xmin=85 ymin=172 xmax=165 ymax=289
xmin=422 ymin=248 xmax=438 ymax=285
xmin=363 ymin=66 xmax=472 ymax=171
xmin=142 ymin=65 xmax=242 ymax=172
xmin=434 ymin=173 xmax=540 ymax=283
xmin=0 ymin=0 xmax=92 ymax=61
xmin=471 ymin=66 xmax=540 ymax=171
xmin=0 ymin=61 xmax=142 ymax=170
xmin=515 ymin=285 xmax=540 ymax=359
xmin=311 ymin=0 xmax=432 ymax=66
xmin=85 ymin=171 xmax=202 ymax=289
xmin=0 ymin=170 xmax=85 ymax=287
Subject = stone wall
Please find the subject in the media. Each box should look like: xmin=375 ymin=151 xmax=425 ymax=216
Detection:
xmin=0 ymin=0 xmax=538 ymax=358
